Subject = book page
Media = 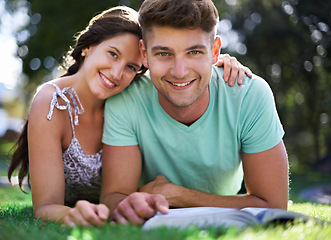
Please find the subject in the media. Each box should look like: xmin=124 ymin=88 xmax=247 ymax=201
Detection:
xmin=155 ymin=207 xmax=236 ymax=217
xmin=143 ymin=207 xmax=259 ymax=230
xmin=240 ymin=207 xmax=312 ymax=224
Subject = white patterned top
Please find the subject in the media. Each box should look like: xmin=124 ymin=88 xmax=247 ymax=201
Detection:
xmin=47 ymin=83 xmax=102 ymax=206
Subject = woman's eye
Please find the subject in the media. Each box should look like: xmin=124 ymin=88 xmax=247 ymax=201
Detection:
xmin=128 ymin=65 xmax=137 ymax=72
xmin=109 ymin=51 xmax=118 ymax=59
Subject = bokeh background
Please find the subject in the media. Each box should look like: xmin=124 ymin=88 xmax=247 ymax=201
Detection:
xmin=0 ymin=0 xmax=330 ymax=199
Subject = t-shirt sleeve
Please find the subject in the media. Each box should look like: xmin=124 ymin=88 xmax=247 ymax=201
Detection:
xmin=102 ymin=94 xmax=138 ymax=146
xmin=239 ymin=76 xmax=284 ymax=153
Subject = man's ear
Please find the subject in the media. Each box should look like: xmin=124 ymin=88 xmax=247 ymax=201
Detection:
xmin=139 ymin=39 xmax=149 ymax=68
xmin=212 ymin=36 xmax=221 ymax=64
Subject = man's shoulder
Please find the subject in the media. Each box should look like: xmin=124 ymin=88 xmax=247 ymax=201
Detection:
xmin=212 ymin=66 xmax=271 ymax=93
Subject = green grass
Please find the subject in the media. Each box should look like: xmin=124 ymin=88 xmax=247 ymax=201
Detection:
xmin=2 ymin=137 xmax=331 ymax=239
xmin=1 ymin=186 xmax=330 ymax=240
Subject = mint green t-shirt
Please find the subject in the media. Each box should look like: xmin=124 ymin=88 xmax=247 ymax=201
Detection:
xmin=102 ymin=66 xmax=284 ymax=196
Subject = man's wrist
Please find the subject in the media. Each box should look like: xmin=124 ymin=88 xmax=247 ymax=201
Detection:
xmin=164 ymin=184 xmax=192 ymax=208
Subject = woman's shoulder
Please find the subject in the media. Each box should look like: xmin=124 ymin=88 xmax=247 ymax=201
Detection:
xmin=30 ymin=78 xmax=71 ymax=119
xmin=31 ymin=78 xmax=70 ymax=107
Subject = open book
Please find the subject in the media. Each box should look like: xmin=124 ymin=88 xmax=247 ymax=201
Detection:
xmin=143 ymin=207 xmax=317 ymax=230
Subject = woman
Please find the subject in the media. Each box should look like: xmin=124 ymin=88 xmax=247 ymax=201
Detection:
xmin=8 ymin=6 xmax=251 ymax=227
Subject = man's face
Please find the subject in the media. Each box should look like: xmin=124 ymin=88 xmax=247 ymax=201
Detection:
xmin=140 ymin=26 xmax=219 ymax=111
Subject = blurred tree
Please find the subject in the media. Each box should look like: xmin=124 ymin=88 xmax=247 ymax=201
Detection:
xmin=217 ymin=0 xmax=331 ymax=169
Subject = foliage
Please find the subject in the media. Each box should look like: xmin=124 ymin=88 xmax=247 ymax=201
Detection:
xmin=0 ymin=139 xmax=15 ymax=156
xmin=217 ymin=0 xmax=331 ymax=169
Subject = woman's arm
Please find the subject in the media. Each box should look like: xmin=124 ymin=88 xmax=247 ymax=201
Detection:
xmin=28 ymin=85 xmax=108 ymax=227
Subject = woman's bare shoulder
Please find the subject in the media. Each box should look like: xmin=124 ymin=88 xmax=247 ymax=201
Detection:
xmin=29 ymin=79 xmax=70 ymax=120
xmin=30 ymin=78 xmax=72 ymax=109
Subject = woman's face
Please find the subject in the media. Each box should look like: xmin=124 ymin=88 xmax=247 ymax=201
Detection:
xmin=81 ymin=33 xmax=143 ymax=100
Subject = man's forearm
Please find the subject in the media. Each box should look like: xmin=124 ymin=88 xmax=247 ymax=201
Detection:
xmin=140 ymin=142 xmax=289 ymax=210
xmin=166 ymin=184 xmax=275 ymax=209
xmin=140 ymin=179 xmax=286 ymax=209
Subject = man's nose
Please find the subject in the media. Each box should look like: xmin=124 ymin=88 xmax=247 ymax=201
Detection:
xmin=170 ymin=57 xmax=189 ymax=78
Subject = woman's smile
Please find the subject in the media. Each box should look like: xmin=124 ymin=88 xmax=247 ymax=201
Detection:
xmin=99 ymin=72 xmax=117 ymax=89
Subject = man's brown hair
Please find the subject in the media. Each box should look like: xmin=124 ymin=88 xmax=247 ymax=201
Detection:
xmin=138 ymin=0 xmax=219 ymax=45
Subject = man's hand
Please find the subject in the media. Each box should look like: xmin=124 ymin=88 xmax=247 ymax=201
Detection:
xmin=112 ymin=192 xmax=169 ymax=225
xmin=139 ymin=175 xmax=183 ymax=207
xmin=139 ymin=175 xmax=171 ymax=194
xmin=215 ymin=53 xmax=253 ymax=86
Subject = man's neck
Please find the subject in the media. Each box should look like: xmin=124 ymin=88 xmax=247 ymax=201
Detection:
xmin=158 ymin=88 xmax=210 ymax=126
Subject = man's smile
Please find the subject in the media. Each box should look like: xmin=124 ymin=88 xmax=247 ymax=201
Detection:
xmin=168 ymin=80 xmax=193 ymax=87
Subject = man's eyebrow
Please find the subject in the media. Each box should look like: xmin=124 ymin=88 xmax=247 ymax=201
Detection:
xmin=151 ymin=46 xmax=172 ymax=52
xmin=186 ymin=45 xmax=208 ymax=51
xmin=151 ymin=45 xmax=208 ymax=52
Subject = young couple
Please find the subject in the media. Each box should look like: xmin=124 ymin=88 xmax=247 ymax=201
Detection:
xmin=9 ymin=0 xmax=288 ymax=228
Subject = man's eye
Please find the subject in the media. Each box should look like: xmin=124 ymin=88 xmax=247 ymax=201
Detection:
xmin=190 ymin=50 xmax=201 ymax=55
xmin=157 ymin=52 xmax=169 ymax=57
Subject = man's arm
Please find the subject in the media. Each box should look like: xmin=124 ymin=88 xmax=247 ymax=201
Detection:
xmin=242 ymin=140 xmax=289 ymax=209
xmin=139 ymin=140 xmax=289 ymax=209
xmin=100 ymin=145 xmax=142 ymax=215
xmin=100 ymin=145 xmax=168 ymax=224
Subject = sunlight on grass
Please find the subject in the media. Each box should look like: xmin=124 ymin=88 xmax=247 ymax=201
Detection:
xmin=226 ymin=222 xmax=331 ymax=240
xmin=289 ymin=203 xmax=331 ymax=221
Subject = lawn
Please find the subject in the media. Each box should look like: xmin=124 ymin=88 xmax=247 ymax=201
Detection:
xmin=1 ymin=185 xmax=330 ymax=240
xmin=1 ymin=139 xmax=330 ymax=240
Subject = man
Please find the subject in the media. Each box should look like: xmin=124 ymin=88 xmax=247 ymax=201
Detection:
xmin=101 ymin=0 xmax=289 ymax=225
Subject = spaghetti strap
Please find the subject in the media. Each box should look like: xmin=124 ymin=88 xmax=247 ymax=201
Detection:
xmin=44 ymin=83 xmax=101 ymax=206
xmin=46 ymin=83 xmax=84 ymax=137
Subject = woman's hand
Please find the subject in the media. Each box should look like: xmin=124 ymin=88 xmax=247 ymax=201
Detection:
xmin=62 ymin=200 xmax=109 ymax=227
xmin=215 ymin=54 xmax=252 ymax=87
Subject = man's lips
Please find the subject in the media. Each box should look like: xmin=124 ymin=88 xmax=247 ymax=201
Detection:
xmin=167 ymin=80 xmax=195 ymax=87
